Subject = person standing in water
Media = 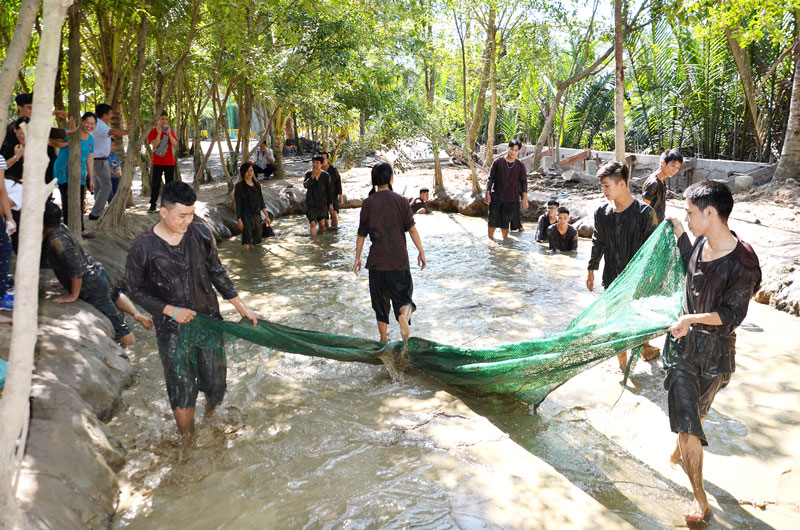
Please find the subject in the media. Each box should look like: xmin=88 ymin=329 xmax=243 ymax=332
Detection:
xmin=234 ymin=162 xmax=269 ymax=250
xmin=536 ymin=200 xmax=559 ymax=242
xmin=546 ymin=206 xmax=578 ymax=252
xmin=126 ymin=181 xmax=258 ymax=438
xmin=485 ymin=139 xmax=528 ymax=240
xmin=303 ymin=154 xmax=332 ymax=236
xmin=586 ymin=160 xmax=659 ymax=370
xmin=665 ymin=180 xmax=761 ymax=525
xmin=320 ymin=151 xmax=343 ymax=227
xmin=354 ymin=162 xmax=426 ymax=345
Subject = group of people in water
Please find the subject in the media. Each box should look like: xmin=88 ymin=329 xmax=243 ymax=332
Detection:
xmin=1 ymin=93 xmax=762 ymax=525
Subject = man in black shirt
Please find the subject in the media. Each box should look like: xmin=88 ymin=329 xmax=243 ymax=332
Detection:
xmin=547 ymin=207 xmax=578 ymax=252
xmin=126 ymin=181 xmax=258 ymax=437
xmin=536 ymin=200 xmax=559 ymax=242
xmin=303 ymin=154 xmax=332 ymax=236
xmin=410 ymin=188 xmax=432 ymax=215
xmin=665 ymin=180 xmax=761 ymax=525
xmin=587 ymin=160 xmax=659 ymax=370
xmin=42 ymin=202 xmax=152 ymax=346
xmin=485 ymin=139 xmax=528 ymax=240
xmin=320 ymin=152 xmax=343 ymax=227
xmin=642 ymin=149 xmax=683 ymax=223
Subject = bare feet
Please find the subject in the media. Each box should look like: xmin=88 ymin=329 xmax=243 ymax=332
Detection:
xmin=684 ymin=500 xmax=712 ymax=524
xmin=134 ymin=313 xmax=154 ymax=330
xmin=119 ymin=333 xmax=135 ymax=346
xmin=642 ymin=343 xmax=661 ymax=362
xmin=398 ymin=306 xmax=413 ymax=344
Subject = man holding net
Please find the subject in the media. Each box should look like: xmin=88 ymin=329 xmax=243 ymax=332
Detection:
xmin=126 ymin=181 xmax=258 ymax=438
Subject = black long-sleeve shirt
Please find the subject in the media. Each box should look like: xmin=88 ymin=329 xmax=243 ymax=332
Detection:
xmin=536 ymin=213 xmax=557 ymax=242
xmin=588 ymin=200 xmax=658 ymax=288
xmin=43 ymin=223 xmax=104 ymax=293
xmin=327 ymin=165 xmax=342 ymax=197
xmin=126 ymin=222 xmax=237 ymax=338
xmin=487 ymin=156 xmax=527 ymax=203
xmin=234 ymin=179 xmax=266 ymax=220
xmin=547 ymin=224 xmax=578 ymax=251
xmin=663 ymin=232 xmax=762 ymax=376
xmin=303 ymin=170 xmax=332 ymax=214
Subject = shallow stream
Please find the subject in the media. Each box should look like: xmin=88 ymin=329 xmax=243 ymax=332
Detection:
xmin=111 ymin=210 xmax=786 ymax=529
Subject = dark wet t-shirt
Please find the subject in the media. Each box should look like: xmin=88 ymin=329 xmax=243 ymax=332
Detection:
xmin=663 ymin=232 xmax=762 ymax=376
xmin=642 ymin=172 xmax=666 ymax=222
xmin=357 ymin=190 xmax=415 ymax=271
xmin=303 ymin=170 xmax=332 ymax=213
xmin=547 ymin=224 xmax=578 ymax=251
xmin=536 ymin=213 xmax=557 ymax=242
xmin=588 ymin=199 xmax=658 ymax=288
xmin=487 ymin=156 xmax=527 ymax=203
xmin=126 ymin=222 xmax=238 ymax=338
xmin=234 ymin=179 xmax=266 ymax=220
xmin=327 ymin=165 xmax=342 ymax=196
xmin=43 ymin=223 xmax=104 ymax=293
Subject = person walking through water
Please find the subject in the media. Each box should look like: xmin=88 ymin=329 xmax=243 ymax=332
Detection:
xmin=586 ymin=160 xmax=659 ymax=371
xmin=664 ymin=180 xmax=761 ymax=524
xmin=484 ymin=139 xmax=528 ymax=240
xmin=234 ymin=162 xmax=270 ymax=250
xmin=126 ymin=181 xmax=259 ymax=438
xmin=147 ymin=111 xmax=178 ymax=212
xmin=354 ymin=162 xmax=426 ymax=346
xmin=303 ymin=154 xmax=332 ymax=236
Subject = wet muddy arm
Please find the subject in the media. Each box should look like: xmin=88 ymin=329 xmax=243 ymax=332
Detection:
xmin=676 ymin=232 xmax=693 ymax=269
xmin=353 ymin=235 xmax=366 ymax=275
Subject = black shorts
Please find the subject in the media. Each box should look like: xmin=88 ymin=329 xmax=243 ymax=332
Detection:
xmin=157 ymin=328 xmax=227 ymax=410
xmin=241 ymin=214 xmax=262 ymax=246
xmin=368 ymin=269 xmax=416 ymax=324
xmin=665 ymin=369 xmax=731 ymax=446
xmin=307 ymin=208 xmax=328 ymax=223
xmin=488 ymin=199 xmax=519 ymax=230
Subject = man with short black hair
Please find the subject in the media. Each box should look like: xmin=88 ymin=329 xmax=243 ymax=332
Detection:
xmin=43 ymin=202 xmax=152 ymax=346
xmin=410 ymin=188 xmax=431 ymax=215
xmin=253 ymin=141 xmax=276 ymax=180
xmin=547 ymin=206 xmax=578 ymax=252
xmin=642 ymin=149 xmax=683 ymax=223
xmin=665 ymin=180 xmax=760 ymax=525
xmin=89 ymin=103 xmax=129 ymax=220
xmin=536 ymin=200 xmax=559 ymax=242
xmin=126 ymin=181 xmax=258 ymax=437
xmin=587 ymin=160 xmax=659 ymax=370
xmin=320 ymin=151 xmax=343 ymax=227
xmin=485 ymin=139 xmax=528 ymax=240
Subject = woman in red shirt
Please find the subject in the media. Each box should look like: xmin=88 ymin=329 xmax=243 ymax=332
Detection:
xmin=147 ymin=111 xmax=178 ymax=212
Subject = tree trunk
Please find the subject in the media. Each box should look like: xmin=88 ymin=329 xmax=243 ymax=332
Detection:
xmin=0 ymin=2 xmax=70 ymax=526
xmin=727 ymin=28 xmax=766 ymax=154
xmin=359 ymin=111 xmax=366 ymax=137
xmin=272 ymin=106 xmax=286 ymax=179
xmin=0 ymin=0 xmax=39 ymax=148
xmin=775 ymin=51 xmax=800 ymax=181
xmin=239 ymin=84 xmax=253 ymax=162
xmin=614 ymin=0 xmax=626 ymax=163
xmin=67 ymin=1 xmax=83 ymax=234
xmin=466 ymin=8 xmax=496 ymax=156
xmin=95 ymin=10 xmax=149 ymax=235
xmin=533 ymin=87 xmax=566 ymax=169
xmin=484 ymin=54 xmax=498 ymax=167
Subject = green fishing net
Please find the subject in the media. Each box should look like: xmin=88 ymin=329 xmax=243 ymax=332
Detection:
xmin=175 ymin=222 xmax=685 ymax=408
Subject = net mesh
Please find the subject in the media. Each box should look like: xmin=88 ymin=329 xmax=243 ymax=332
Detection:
xmin=175 ymin=222 xmax=685 ymax=408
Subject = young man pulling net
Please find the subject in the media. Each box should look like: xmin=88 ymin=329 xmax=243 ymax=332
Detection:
xmin=126 ymin=181 xmax=258 ymax=438
xmin=586 ymin=160 xmax=659 ymax=370
xmin=665 ymin=180 xmax=761 ymax=524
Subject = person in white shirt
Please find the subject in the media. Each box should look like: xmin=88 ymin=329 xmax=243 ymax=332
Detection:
xmin=252 ymin=141 xmax=276 ymax=180
xmin=88 ymin=103 xmax=128 ymax=220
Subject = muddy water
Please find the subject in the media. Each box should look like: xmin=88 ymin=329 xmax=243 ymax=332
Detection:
xmin=111 ymin=210 xmax=789 ymax=529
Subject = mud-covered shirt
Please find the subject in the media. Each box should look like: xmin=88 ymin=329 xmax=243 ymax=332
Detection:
xmin=234 ymin=179 xmax=266 ymax=220
xmin=642 ymin=172 xmax=666 ymax=222
xmin=303 ymin=170 xmax=332 ymax=214
xmin=536 ymin=213 xmax=557 ymax=242
xmin=357 ymin=190 xmax=415 ymax=271
xmin=547 ymin=224 xmax=578 ymax=251
xmin=487 ymin=156 xmax=527 ymax=203
xmin=588 ymin=200 xmax=658 ymax=288
xmin=327 ymin=165 xmax=342 ymax=197
xmin=43 ymin=223 xmax=104 ymax=293
xmin=663 ymin=232 xmax=762 ymax=376
xmin=126 ymin=222 xmax=237 ymax=337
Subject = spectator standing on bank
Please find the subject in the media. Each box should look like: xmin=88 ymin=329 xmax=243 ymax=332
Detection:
xmin=89 ymin=104 xmax=128 ymax=220
xmin=147 ymin=111 xmax=178 ymax=212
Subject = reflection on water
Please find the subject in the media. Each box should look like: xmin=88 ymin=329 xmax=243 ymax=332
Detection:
xmin=110 ymin=210 xmax=784 ymax=529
